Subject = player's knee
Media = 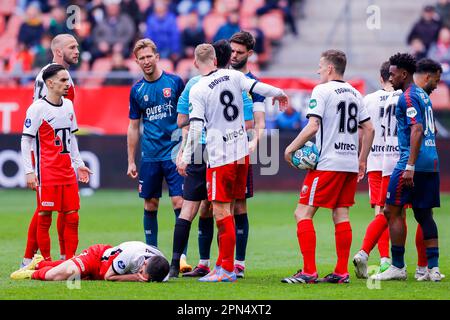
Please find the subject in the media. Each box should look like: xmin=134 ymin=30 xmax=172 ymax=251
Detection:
xmin=383 ymin=207 xmax=392 ymax=221
xmin=414 ymin=208 xmax=438 ymax=240
xmin=171 ymin=196 xmax=183 ymax=209
xmin=234 ymin=200 xmax=247 ymax=215
xmin=144 ymin=198 xmax=159 ymax=211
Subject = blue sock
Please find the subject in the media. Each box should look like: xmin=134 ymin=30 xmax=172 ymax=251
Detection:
xmin=198 ymin=217 xmax=214 ymax=260
xmin=234 ymin=213 xmax=249 ymax=261
xmin=426 ymin=247 xmax=439 ymax=269
xmin=173 ymin=208 xmax=188 ymax=255
xmin=391 ymin=245 xmax=405 ymax=269
xmin=144 ymin=210 xmax=158 ymax=247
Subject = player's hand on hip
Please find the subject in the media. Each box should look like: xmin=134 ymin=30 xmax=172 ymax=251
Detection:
xmin=357 ymin=161 xmax=366 ymax=182
xmin=177 ymin=161 xmax=188 ymax=177
xmin=78 ymin=166 xmax=93 ymax=183
xmin=402 ymin=169 xmax=414 ymax=188
xmin=26 ymin=173 xmax=38 ymax=190
xmin=273 ymin=93 xmax=289 ymax=112
xmin=127 ymin=163 xmax=138 ymax=179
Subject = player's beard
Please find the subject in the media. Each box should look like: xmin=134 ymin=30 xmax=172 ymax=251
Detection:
xmin=64 ymin=53 xmax=78 ymax=66
xmin=231 ymin=56 xmax=248 ymax=70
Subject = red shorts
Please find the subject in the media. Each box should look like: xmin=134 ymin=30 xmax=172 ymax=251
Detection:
xmin=299 ymin=170 xmax=358 ymax=209
xmin=368 ymin=171 xmax=382 ymax=208
xmin=207 ymin=156 xmax=249 ymax=202
xmin=36 ymin=184 xmax=80 ymax=212
xmin=377 ymin=175 xmax=391 ymax=207
xmin=71 ymin=244 xmax=112 ymax=280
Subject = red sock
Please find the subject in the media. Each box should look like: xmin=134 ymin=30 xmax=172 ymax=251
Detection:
xmin=37 ymin=214 xmax=52 ymax=260
xmin=216 ymin=215 xmax=236 ymax=272
xmin=64 ymin=212 xmax=79 ymax=259
xmin=377 ymin=228 xmax=390 ymax=258
xmin=215 ymin=233 xmax=222 ymax=268
xmin=416 ymin=224 xmax=427 ymax=267
xmin=24 ymin=209 xmax=39 ymax=259
xmin=57 ymin=212 xmax=66 ymax=258
xmin=31 ymin=266 xmax=52 ymax=280
xmin=334 ymin=221 xmax=352 ymax=275
xmin=361 ymin=214 xmax=388 ymax=255
xmin=297 ymin=219 xmax=317 ymax=275
xmin=36 ymin=260 xmax=64 ymax=269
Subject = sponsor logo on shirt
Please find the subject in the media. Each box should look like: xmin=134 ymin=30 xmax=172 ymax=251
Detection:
xmin=189 ymin=102 xmax=193 ymax=113
xmin=41 ymin=201 xmax=54 ymax=207
xmin=334 ymin=142 xmax=357 ymax=151
xmin=309 ymin=99 xmax=317 ymax=109
xmin=222 ymin=125 xmax=245 ymax=143
xmin=371 ymin=145 xmax=385 ymax=152
xmin=145 ymin=102 xmax=174 ymax=121
xmin=425 ymin=139 xmax=436 ymax=147
xmin=163 ymin=88 xmax=171 ymax=98
xmin=25 ymin=118 xmax=31 ymax=128
xmin=406 ymin=107 xmax=417 ymax=118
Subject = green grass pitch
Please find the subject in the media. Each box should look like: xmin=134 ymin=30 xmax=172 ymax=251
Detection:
xmin=0 ymin=189 xmax=449 ymax=300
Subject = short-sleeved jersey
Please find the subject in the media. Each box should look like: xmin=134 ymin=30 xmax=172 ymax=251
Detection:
xmin=396 ymin=84 xmax=439 ymax=172
xmin=34 ymin=63 xmax=75 ymax=103
xmin=22 ymin=98 xmax=78 ymax=186
xmin=177 ymin=75 xmax=254 ymax=145
xmin=364 ymin=89 xmax=390 ymax=172
xmin=381 ymin=90 xmax=401 ymax=176
xmin=129 ymin=72 xmax=185 ymax=162
xmin=189 ymin=69 xmax=257 ymax=168
xmin=307 ymin=80 xmax=370 ymax=173
xmin=101 ymin=241 xmax=165 ymax=276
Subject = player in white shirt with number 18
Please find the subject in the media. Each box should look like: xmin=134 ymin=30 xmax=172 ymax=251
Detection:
xmin=283 ymin=50 xmax=374 ymax=284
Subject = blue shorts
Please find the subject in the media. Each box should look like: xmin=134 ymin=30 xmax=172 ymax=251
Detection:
xmin=386 ymin=169 xmax=440 ymax=209
xmin=182 ymin=162 xmax=207 ymax=201
xmin=139 ymin=160 xmax=183 ymax=199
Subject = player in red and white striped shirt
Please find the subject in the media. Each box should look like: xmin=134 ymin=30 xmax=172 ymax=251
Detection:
xmin=22 ymin=34 xmax=79 ymax=267
xmin=21 ymin=64 xmax=91 ymax=263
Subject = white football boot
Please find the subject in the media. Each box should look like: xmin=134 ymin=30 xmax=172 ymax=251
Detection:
xmin=353 ymin=250 xmax=369 ymax=279
xmin=370 ymin=264 xmax=407 ymax=281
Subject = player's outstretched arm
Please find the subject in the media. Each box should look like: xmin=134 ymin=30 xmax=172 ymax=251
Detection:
xmin=127 ymin=119 xmax=140 ymax=179
xmin=358 ymin=119 xmax=375 ymax=182
xmin=284 ymin=116 xmax=320 ymax=167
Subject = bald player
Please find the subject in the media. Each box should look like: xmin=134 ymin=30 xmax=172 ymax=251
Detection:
xmin=21 ymin=34 xmax=80 ymax=267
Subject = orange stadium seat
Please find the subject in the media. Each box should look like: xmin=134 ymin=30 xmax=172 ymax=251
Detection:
xmin=430 ymin=83 xmax=450 ymax=110
xmin=259 ymin=9 xmax=285 ymax=41
xmin=203 ymin=11 xmax=226 ymax=42
xmin=158 ymin=58 xmax=174 ymax=73
xmin=85 ymin=57 xmax=112 ymax=87
xmin=5 ymin=15 xmax=22 ymax=37
xmin=0 ymin=0 xmax=16 ymax=16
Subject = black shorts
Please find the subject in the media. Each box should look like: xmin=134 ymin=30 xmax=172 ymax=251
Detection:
xmin=182 ymin=162 xmax=207 ymax=201
xmin=245 ymin=164 xmax=254 ymax=199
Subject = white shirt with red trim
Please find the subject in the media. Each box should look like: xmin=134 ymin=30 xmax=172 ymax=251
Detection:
xmin=381 ymin=90 xmax=401 ymax=177
xmin=34 ymin=63 xmax=75 ymax=102
xmin=364 ymin=89 xmax=391 ymax=172
xmin=307 ymin=80 xmax=370 ymax=173
xmin=22 ymin=97 xmax=78 ymax=186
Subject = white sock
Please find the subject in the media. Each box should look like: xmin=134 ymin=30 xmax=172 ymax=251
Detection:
xmin=234 ymin=260 xmax=245 ymax=268
xmin=359 ymin=250 xmax=369 ymax=259
xmin=180 ymin=254 xmax=187 ymax=261
xmin=22 ymin=258 xmax=32 ymax=266
xmin=199 ymin=259 xmax=210 ymax=267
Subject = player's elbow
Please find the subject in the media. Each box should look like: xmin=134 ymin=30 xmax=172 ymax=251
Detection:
xmin=177 ymin=114 xmax=189 ymax=128
xmin=411 ymin=123 xmax=424 ymax=136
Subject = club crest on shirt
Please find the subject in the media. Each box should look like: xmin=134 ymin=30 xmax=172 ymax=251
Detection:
xmin=25 ymin=118 xmax=31 ymax=128
xmin=301 ymin=185 xmax=309 ymax=194
xmin=406 ymin=107 xmax=417 ymax=118
xmin=144 ymin=95 xmax=149 ymax=102
xmin=163 ymin=88 xmax=171 ymax=98
xmin=118 ymin=261 xmax=126 ymax=269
